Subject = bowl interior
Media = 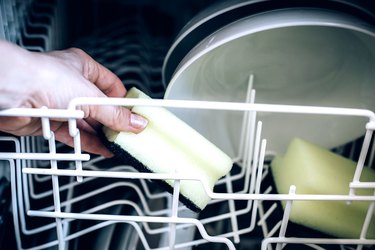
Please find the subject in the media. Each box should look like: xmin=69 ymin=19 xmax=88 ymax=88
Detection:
xmin=164 ymin=11 xmax=375 ymax=157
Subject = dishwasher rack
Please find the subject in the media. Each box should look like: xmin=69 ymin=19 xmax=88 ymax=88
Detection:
xmin=1 ymin=0 xmax=375 ymax=249
xmin=1 ymin=92 xmax=375 ymax=250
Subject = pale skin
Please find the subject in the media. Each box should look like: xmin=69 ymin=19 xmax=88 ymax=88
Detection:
xmin=0 ymin=40 xmax=148 ymax=157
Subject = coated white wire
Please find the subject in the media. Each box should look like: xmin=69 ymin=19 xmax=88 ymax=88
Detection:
xmin=21 ymin=167 xmax=375 ymax=202
xmin=27 ymin=210 xmax=236 ymax=249
xmin=1 ymin=91 xmax=375 ymax=249
xmin=262 ymin=238 xmax=375 ymax=250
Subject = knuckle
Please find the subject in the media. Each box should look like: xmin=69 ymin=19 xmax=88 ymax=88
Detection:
xmin=67 ymin=47 xmax=85 ymax=57
xmin=107 ymin=107 xmax=130 ymax=131
xmin=106 ymin=109 xmax=120 ymax=128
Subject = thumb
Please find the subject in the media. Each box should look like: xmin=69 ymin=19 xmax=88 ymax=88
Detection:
xmin=88 ymin=104 xmax=148 ymax=133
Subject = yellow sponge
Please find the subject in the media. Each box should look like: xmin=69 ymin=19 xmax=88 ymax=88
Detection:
xmin=271 ymin=138 xmax=375 ymax=238
xmin=102 ymin=87 xmax=233 ymax=212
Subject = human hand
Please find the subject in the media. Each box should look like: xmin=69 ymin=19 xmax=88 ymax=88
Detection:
xmin=0 ymin=40 xmax=148 ymax=157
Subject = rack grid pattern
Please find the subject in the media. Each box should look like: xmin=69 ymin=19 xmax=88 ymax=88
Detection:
xmin=1 ymin=0 xmax=375 ymax=249
xmin=0 ymin=96 xmax=375 ymax=250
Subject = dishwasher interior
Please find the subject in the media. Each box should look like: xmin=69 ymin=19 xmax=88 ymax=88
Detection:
xmin=1 ymin=0 xmax=375 ymax=249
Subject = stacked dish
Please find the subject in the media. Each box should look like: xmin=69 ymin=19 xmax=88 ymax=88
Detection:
xmin=163 ymin=1 xmax=375 ymax=156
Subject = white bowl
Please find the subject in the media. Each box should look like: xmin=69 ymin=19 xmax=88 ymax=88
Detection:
xmin=164 ymin=9 xmax=375 ymax=157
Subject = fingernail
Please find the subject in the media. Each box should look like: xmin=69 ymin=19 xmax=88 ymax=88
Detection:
xmin=130 ymin=113 xmax=148 ymax=130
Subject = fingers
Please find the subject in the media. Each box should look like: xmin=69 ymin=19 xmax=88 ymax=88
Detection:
xmin=87 ymin=104 xmax=148 ymax=133
xmin=77 ymin=118 xmax=98 ymax=135
xmin=53 ymin=122 xmax=113 ymax=158
xmin=0 ymin=116 xmax=112 ymax=157
xmin=68 ymin=48 xmax=126 ymax=98
xmin=66 ymin=49 xmax=149 ymax=133
xmin=1 ymin=44 xmax=146 ymax=158
xmin=0 ymin=116 xmax=41 ymax=136
xmin=43 ymin=48 xmax=148 ymax=135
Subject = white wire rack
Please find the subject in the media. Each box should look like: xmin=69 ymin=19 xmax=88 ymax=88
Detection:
xmin=1 ymin=0 xmax=375 ymax=249
xmin=0 ymin=89 xmax=375 ymax=249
